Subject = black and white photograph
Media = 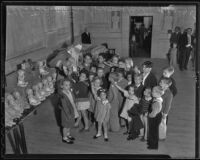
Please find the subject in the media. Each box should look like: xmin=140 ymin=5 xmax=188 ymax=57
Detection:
xmin=1 ymin=1 xmax=199 ymax=159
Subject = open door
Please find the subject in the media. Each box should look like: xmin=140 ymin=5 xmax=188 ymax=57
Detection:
xmin=129 ymin=16 xmax=153 ymax=58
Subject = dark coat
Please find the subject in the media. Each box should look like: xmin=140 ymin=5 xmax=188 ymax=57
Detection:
xmin=170 ymin=32 xmax=181 ymax=46
xmin=81 ymin=32 xmax=91 ymax=44
xmin=143 ymin=72 xmax=157 ymax=89
xmin=159 ymin=76 xmax=177 ymax=97
xmin=58 ymin=89 xmax=75 ymax=128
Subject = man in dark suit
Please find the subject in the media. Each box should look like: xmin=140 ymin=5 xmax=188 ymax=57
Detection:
xmin=179 ymin=28 xmax=193 ymax=71
xmin=170 ymin=26 xmax=181 ymax=64
xmin=142 ymin=61 xmax=157 ymax=89
xmin=81 ymin=28 xmax=91 ymax=44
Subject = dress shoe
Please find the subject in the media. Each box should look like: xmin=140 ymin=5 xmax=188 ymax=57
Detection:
xmin=62 ymin=138 xmax=74 ymax=144
xmin=79 ymin=128 xmax=89 ymax=132
xmin=147 ymin=146 xmax=158 ymax=150
xmin=104 ymin=138 xmax=109 ymax=142
xmin=67 ymin=135 xmax=75 ymax=141
xmin=127 ymin=135 xmax=137 ymax=140
xmin=123 ymin=131 xmax=129 ymax=135
xmin=93 ymin=135 xmax=101 ymax=139
xmin=140 ymin=138 xmax=147 ymax=142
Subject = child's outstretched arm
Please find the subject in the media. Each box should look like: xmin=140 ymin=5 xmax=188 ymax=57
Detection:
xmin=91 ymin=83 xmax=100 ymax=101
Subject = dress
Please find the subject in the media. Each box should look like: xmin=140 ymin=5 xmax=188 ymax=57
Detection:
xmin=120 ymin=92 xmax=139 ymax=120
xmin=88 ymin=86 xmax=102 ymax=113
xmin=94 ymin=100 xmax=111 ymax=123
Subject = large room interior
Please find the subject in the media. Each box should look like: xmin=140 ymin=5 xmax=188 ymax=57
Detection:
xmin=4 ymin=5 xmax=198 ymax=158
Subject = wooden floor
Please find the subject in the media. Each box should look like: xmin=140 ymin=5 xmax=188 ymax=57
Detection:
xmin=5 ymin=58 xmax=196 ymax=158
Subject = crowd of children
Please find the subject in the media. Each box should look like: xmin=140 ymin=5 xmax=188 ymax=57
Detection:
xmin=55 ymin=51 xmax=177 ymax=150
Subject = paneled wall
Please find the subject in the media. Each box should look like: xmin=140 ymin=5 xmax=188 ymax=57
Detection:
xmin=5 ymin=6 xmax=84 ymax=75
xmin=5 ymin=6 xmax=196 ymax=74
xmin=84 ymin=6 xmax=196 ymax=58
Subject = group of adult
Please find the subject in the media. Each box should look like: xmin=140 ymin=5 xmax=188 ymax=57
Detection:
xmin=169 ymin=26 xmax=196 ymax=71
xmin=130 ymin=23 xmax=152 ymax=57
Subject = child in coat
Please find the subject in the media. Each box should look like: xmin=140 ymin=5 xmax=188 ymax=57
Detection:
xmin=93 ymin=88 xmax=111 ymax=141
xmin=58 ymin=79 xmax=79 ymax=144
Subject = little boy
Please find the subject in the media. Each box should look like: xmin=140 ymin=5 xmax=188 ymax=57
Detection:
xmin=81 ymin=53 xmax=93 ymax=71
xmin=98 ymin=53 xmax=110 ymax=74
xmin=133 ymin=73 xmax=144 ymax=99
xmin=159 ymin=77 xmax=173 ymax=129
xmin=97 ymin=67 xmax=109 ymax=89
xmin=147 ymin=86 xmax=164 ymax=149
xmin=160 ymin=66 xmax=177 ymax=97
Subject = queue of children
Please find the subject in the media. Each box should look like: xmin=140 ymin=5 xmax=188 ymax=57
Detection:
xmin=54 ymin=51 xmax=177 ymax=150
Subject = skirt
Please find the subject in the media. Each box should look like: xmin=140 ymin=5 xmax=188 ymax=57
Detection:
xmin=76 ymin=101 xmax=90 ymax=111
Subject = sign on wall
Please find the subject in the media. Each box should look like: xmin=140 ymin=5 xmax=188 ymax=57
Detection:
xmin=110 ymin=11 xmax=121 ymax=32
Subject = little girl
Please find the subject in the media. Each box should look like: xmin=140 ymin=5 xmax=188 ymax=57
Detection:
xmin=113 ymin=82 xmax=139 ymax=133
xmin=168 ymin=43 xmax=177 ymax=67
xmin=73 ymin=69 xmax=90 ymax=131
xmin=94 ymin=88 xmax=111 ymax=141
xmin=58 ymin=79 xmax=79 ymax=144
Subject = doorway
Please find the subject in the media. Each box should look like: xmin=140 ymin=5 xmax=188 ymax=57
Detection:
xmin=129 ymin=16 xmax=153 ymax=58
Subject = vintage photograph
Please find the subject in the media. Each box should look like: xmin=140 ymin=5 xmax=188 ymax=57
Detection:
xmin=2 ymin=1 xmax=199 ymax=159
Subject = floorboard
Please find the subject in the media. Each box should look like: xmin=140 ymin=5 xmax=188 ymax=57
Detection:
xmin=5 ymin=58 xmax=196 ymax=158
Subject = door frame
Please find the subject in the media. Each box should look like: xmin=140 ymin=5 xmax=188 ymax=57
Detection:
xmin=129 ymin=16 xmax=153 ymax=58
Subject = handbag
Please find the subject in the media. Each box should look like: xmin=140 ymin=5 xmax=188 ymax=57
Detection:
xmin=159 ymin=118 xmax=167 ymax=139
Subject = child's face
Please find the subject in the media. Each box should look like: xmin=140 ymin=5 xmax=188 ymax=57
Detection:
xmin=84 ymin=56 xmax=92 ymax=65
xmin=152 ymin=88 xmax=160 ymax=98
xmin=127 ymin=74 xmax=132 ymax=82
xmin=89 ymin=75 xmax=94 ymax=82
xmin=142 ymin=65 xmax=151 ymax=74
xmin=134 ymin=76 xmax=142 ymax=85
xmin=144 ymin=88 xmax=151 ymax=97
xmin=62 ymin=81 xmax=71 ymax=91
xmin=90 ymin=67 xmax=97 ymax=73
xmin=128 ymin=86 xmax=134 ymax=95
xmin=63 ymin=66 xmax=68 ymax=76
xmin=79 ymin=73 xmax=87 ymax=81
xmin=173 ymin=43 xmax=177 ymax=48
xmin=97 ymin=69 xmax=104 ymax=78
xmin=98 ymin=56 xmax=105 ymax=64
xmin=159 ymin=80 xmax=169 ymax=90
xmin=112 ymin=57 xmax=119 ymax=64
xmin=163 ymin=70 xmax=171 ymax=78
xmin=117 ymin=73 xmax=123 ymax=80
xmin=100 ymin=92 xmax=107 ymax=101
xmin=13 ymin=91 xmax=20 ymax=99
xmin=94 ymin=79 xmax=101 ymax=88
xmin=134 ymin=66 xmax=140 ymax=73
xmin=118 ymin=62 xmax=125 ymax=69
